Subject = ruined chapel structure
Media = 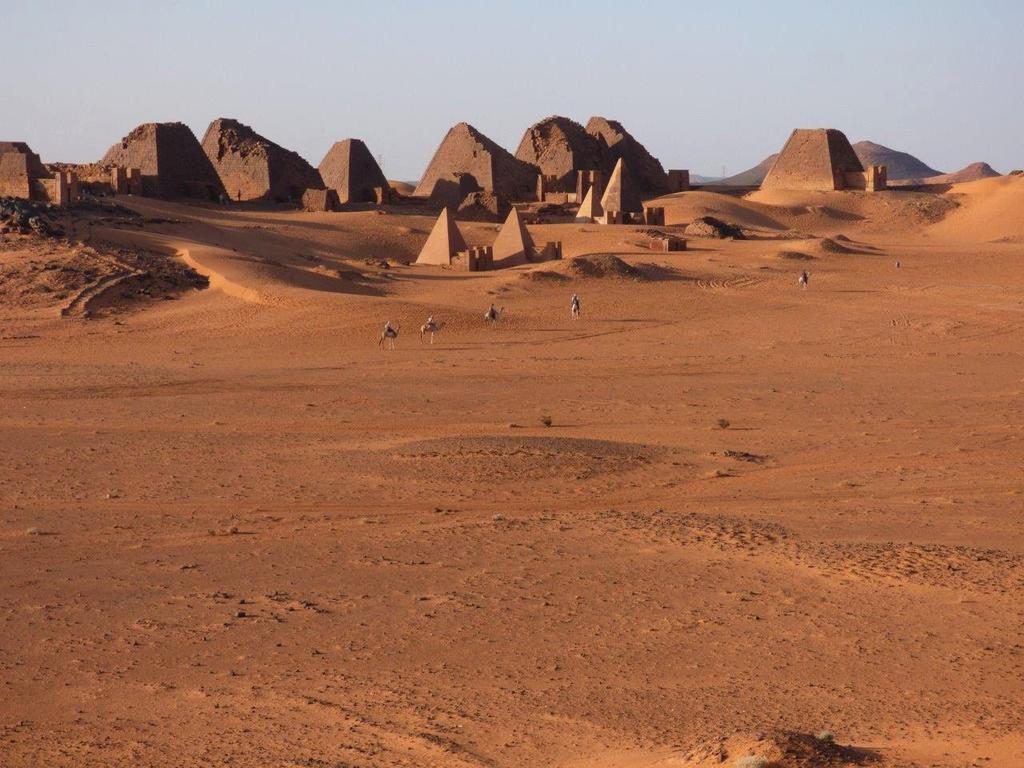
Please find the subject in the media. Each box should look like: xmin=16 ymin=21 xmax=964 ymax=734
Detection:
xmin=0 ymin=142 xmax=74 ymax=206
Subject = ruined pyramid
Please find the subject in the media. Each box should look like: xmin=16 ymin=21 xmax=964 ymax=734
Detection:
xmin=415 ymin=122 xmax=538 ymax=208
xmin=201 ymin=118 xmax=323 ymax=203
xmin=586 ymin=117 xmax=670 ymax=197
xmin=600 ymin=158 xmax=643 ymax=215
xmin=415 ymin=208 xmax=468 ymax=266
xmin=101 ymin=122 xmax=225 ymax=199
xmin=761 ymin=128 xmax=866 ymax=191
xmin=515 ymin=116 xmax=602 ymax=193
xmin=574 ymin=186 xmax=603 ymax=223
xmin=318 ymin=139 xmax=388 ymax=204
xmin=492 ymin=207 xmax=535 ymax=267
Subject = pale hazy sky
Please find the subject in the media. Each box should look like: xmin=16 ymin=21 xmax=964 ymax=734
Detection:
xmin=3 ymin=1 xmax=1021 ymax=179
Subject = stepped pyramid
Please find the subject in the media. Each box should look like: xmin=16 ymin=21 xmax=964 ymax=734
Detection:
xmin=415 ymin=122 xmax=538 ymax=208
xmin=574 ymin=186 xmax=603 ymax=223
xmin=600 ymin=158 xmax=642 ymax=215
xmin=318 ymin=139 xmax=388 ymax=204
xmin=492 ymin=208 xmax=535 ymax=267
xmin=761 ymin=129 xmax=865 ymax=191
xmin=102 ymin=122 xmax=224 ymax=199
xmin=201 ymin=118 xmax=323 ymax=202
xmin=415 ymin=208 xmax=468 ymax=265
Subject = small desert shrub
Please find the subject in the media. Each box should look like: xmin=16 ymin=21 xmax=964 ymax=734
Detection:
xmin=541 ymin=414 xmax=553 ymax=427
xmin=717 ymin=418 xmax=731 ymax=429
xmin=735 ymin=756 xmax=768 ymax=768
xmin=816 ymin=730 xmax=835 ymax=744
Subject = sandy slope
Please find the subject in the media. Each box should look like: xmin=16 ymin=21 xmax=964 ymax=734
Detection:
xmin=1 ymin=185 xmax=1023 ymax=768
xmin=927 ymin=174 xmax=1024 ymax=242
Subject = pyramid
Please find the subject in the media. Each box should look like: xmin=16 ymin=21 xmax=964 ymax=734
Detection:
xmin=492 ymin=207 xmax=535 ymax=267
xmin=600 ymin=158 xmax=642 ymax=215
xmin=515 ymin=116 xmax=602 ymax=192
xmin=200 ymin=118 xmax=322 ymax=202
xmin=761 ymin=129 xmax=865 ymax=191
xmin=101 ymin=122 xmax=225 ymax=199
xmin=318 ymin=138 xmax=388 ymax=204
xmin=586 ymin=117 xmax=669 ymax=196
xmin=415 ymin=208 xmax=468 ymax=266
xmin=415 ymin=122 xmax=538 ymax=208
xmin=574 ymin=186 xmax=603 ymax=223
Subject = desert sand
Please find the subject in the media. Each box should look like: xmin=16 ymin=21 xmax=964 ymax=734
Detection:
xmin=2 ymin=177 xmax=1024 ymax=767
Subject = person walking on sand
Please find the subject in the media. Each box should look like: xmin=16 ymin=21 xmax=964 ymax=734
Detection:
xmin=570 ymin=293 xmax=581 ymax=319
xmin=799 ymin=270 xmax=809 ymax=290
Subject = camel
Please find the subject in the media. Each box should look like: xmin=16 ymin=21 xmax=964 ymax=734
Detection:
xmin=378 ymin=321 xmax=399 ymax=350
xmin=484 ymin=304 xmax=504 ymax=323
xmin=420 ymin=316 xmax=442 ymax=344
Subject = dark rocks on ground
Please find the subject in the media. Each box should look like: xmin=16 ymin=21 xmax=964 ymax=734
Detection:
xmin=0 ymin=197 xmax=59 ymax=237
xmin=684 ymin=216 xmax=745 ymax=239
xmin=456 ymin=191 xmax=510 ymax=222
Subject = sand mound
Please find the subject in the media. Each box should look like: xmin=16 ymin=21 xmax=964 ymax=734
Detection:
xmin=650 ymin=191 xmax=786 ymax=230
xmin=681 ymin=730 xmax=886 ymax=768
xmin=685 ymin=216 xmax=745 ymax=239
xmin=564 ymin=254 xmax=643 ymax=279
xmin=818 ymin=237 xmax=859 ymax=254
xmin=389 ymin=435 xmax=659 ymax=482
xmin=748 ymin=189 xmax=957 ymax=235
xmin=928 ymin=175 xmax=1024 ymax=242
xmin=774 ymin=249 xmax=815 ymax=260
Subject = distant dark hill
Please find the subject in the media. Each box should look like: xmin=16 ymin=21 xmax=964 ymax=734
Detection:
xmin=891 ymin=162 xmax=1002 ymax=187
xmin=718 ymin=153 xmax=778 ymax=186
xmin=852 ymin=141 xmax=942 ymax=180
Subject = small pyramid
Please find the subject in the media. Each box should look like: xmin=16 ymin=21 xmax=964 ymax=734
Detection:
xmin=600 ymin=158 xmax=642 ymax=215
xmin=574 ymin=186 xmax=603 ymax=223
xmin=415 ymin=208 xmax=468 ymax=265
xmin=492 ymin=207 xmax=535 ymax=267
xmin=319 ymin=138 xmax=388 ymax=204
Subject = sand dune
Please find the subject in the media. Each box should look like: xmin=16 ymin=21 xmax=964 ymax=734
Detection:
xmin=928 ymin=174 xmax=1024 ymax=241
xmin=2 ymin=180 xmax=1024 ymax=768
